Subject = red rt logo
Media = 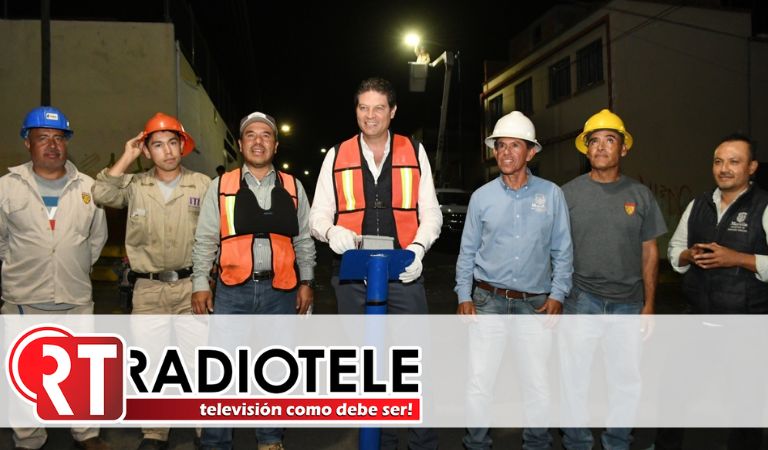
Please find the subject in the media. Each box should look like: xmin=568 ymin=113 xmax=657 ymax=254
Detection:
xmin=7 ymin=325 xmax=124 ymax=421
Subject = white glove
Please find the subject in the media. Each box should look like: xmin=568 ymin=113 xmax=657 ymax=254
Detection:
xmin=400 ymin=243 xmax=426 ymax=283
xmin=327 ymin=226 xmax=359 ymax=255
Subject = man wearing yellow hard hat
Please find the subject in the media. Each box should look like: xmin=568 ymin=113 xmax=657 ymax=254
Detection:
xmin=560 ymin=109 xmax=667 ymax=450
xmin=92 ymin=113 xmax=211 ymax=450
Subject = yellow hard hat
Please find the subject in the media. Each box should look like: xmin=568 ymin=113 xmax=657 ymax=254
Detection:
xmin=575 ymin=109 xmax=633 ymax=154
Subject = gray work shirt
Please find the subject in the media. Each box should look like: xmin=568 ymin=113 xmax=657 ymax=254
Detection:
xmin=191 ymin=165 xmax=316 ymax=292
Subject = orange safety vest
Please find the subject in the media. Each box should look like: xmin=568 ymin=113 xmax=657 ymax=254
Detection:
xmin=333 ymin=134 xmax=420 ymax=248
xmin=218 ymin=168 xmax=298 ymax=290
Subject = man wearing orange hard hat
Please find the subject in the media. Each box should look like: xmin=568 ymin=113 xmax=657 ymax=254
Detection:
xmin=92 ymin=112 xmax=211 ymax=450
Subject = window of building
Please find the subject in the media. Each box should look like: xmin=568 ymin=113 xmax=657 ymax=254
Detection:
xmin=576 ymin=39 xmax=603 ymax=90
xmin=515 ymin=78 xmax=533 ymax=116
xmin=548 ymin=56 xmax=571 ymax=104
xmin=489 ymin=95 xmax=503 ymax=125
xmin=532 ymin=25 xmax=542 ymax=46
xmin=487 ymin=95 xmax=504 ymax=160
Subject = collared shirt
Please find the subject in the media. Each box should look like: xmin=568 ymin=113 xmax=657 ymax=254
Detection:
xmin=92 ymin=166 xmax=211 ymax=273
xmin=0 ymin=161 xmax=107 ymax=305
xmin=192 ymin=165 xmax=316 ymax=292
xmin=455 ymin=174 xmax=573 ymax=302
xmin=309 ymin=132 xmax=442 ymax=249
xmin=668 ymin=186 xmax=768 ymax=281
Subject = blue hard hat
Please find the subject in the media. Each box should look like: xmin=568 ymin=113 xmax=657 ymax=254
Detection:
xmin=20 ymin=106 xmax=73 ymax=139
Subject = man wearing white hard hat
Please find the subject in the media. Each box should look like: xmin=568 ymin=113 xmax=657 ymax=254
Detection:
xmin=559 ymin=109 xmax=666 ymax=450
xmin=455 ymin=111 xmax=572 ymax=449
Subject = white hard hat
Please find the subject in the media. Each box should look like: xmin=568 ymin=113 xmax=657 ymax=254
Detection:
xmin=484 ymin=111 xmax=541 ymax=153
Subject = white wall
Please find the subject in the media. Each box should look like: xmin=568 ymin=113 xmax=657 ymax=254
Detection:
xmin=176 ymin=46 xmax=234 ymax=177
xmin=0 ymin=19 xmax=229 ymax=178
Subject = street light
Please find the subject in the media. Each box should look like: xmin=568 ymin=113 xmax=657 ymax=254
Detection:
xmin=404 ymin=32 xmax=421 ymax=48
xmin=320 ymin=147 xmax=327 ymax=154
xmin=280 ymin=124 xmax=292 ymax=135
xmin=404 ymin=33 xmax=455 ymax=188
xmin=282 ymin=162 xmax=290 ymax=170
xmin=304 ymin=170 xmax=310 ymax=176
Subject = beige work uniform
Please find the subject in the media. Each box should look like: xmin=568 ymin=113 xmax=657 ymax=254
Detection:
xmin=93 ymin=165 xmax=209 ymax=442
xmin=0 ymin=161 xmax=107 ymax=306
xmin=93 ymin=166 xmax=211 ymax=313
xmin=0 ymin=161 xmax=107 ymax=449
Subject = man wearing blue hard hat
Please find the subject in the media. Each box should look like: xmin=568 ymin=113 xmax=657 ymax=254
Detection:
xmin=0 ymin=106 xmax=109 ymax=450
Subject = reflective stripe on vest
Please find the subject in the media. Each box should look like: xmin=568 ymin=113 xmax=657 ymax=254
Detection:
xmin=218 ymin=168 xmax=298 ymax=290
xmin=332 ymin=134 xmax=420 ymax=247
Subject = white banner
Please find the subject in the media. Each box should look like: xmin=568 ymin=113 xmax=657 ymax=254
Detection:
xmin=2 ymin=315 xmax=766 ymax=427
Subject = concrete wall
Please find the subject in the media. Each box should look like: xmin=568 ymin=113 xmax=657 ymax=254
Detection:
xmin=176 ymin=49 xmax=236 ymax=177
xmin=0 ymin=19 xmax=229 ymax=178
xmin=610 ymin=1 xmax=755 ymax=230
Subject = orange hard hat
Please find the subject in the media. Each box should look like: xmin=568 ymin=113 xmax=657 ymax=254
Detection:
xmin=141 ymin=113 xmax=196 ymax=156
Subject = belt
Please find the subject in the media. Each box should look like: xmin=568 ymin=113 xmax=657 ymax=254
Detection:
xmin=252 ymin=270 xmax=274 ymax=280
xmin=475 ymin=280 xmax=546 ymax=300
xmin=131 ymin=268 xmax=192 ymax=282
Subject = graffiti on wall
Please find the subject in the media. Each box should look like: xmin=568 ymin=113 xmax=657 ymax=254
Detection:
xmin=637 ymin=175 xmax=695 ymax=218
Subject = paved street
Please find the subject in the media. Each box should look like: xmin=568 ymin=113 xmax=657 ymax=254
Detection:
xmin=2 ymin=239 xmax=765 ymax=449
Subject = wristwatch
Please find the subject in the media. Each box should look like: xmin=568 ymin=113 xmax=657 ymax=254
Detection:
xmin=300 ymin=279 xmax=316 ymax=289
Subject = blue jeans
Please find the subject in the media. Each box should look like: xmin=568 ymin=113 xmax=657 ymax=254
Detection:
xmin=213 ymin=277 xmax=296 ymax=315
xmin=560 ymin=287 xmax=643 ymax=450
xmin=464 ymin=285 xmax=554 ymax=450
xmin=200 ymin=278 xmax=296 ymax=450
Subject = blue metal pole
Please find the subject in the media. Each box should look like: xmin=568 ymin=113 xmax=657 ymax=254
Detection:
xmin=360 ymin=254 xmax=389 ymax=450
xmin=365 ymin=254 xmax=389 ymax=315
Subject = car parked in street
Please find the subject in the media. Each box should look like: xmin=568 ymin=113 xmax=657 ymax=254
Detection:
xmin=436 ymin=188 xmax=470 ymax=234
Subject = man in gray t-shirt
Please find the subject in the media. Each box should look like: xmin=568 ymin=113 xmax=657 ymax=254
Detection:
xmin=559 ymin=109 xmax=666 ymax=450
xmin=564 ymin=173 xmax=666 ymax=304
xmin=563 ymin=109 xmax=667 ymax=310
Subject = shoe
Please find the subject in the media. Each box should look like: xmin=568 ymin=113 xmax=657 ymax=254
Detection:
xmin=137 ymin=438 xmax=168 ymax=450
xmin=74 ymin=437 xmax=111 ymax=450
xmin=258 ymin=443 xmax=285 ymax=450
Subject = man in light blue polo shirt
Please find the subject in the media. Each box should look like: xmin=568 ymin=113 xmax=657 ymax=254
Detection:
xmin=455 ymin=111 xmax=572 ymax=450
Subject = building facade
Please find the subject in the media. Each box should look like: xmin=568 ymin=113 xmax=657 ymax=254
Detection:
xmin=481 ymin=0 xmax=768 ymax=250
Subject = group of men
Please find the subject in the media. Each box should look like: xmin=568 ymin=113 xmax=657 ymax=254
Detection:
xmin=0 ymin=77 xmax=438 ymax=450
xmin=1 ymin=73 xmax=766 ymax=450
xmin=456 ymin=108 xmax=766 ymax=450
